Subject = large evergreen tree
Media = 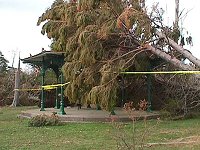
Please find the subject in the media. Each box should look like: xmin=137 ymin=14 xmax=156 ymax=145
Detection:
xmin=38 ymin=0 xmax=154 ymax=110
xmin=37 ymin=0 xmax=200 ymax=111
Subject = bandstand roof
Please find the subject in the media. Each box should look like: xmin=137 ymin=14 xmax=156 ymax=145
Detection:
xmin=21 ymin=51 xmax=65 ymax=66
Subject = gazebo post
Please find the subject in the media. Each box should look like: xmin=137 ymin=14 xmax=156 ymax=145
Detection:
xmin=54 ymin=77 xmax=59 ymax=109
xmin=96 ymin=103 xmax=101 ymax=110
xmin=54 ymin=87 xmax=59 ymax=109
xmin=40 ymin=56 xmax=45 ymax=111
xmin=147 ymin=74 xmax=152 ymax=112
xmin=110 ymin=107 xmax=116 ymax=115
xmin=58 ymin=72 xmax=66 ymax=115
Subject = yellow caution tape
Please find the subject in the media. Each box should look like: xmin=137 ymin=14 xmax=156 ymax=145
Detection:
xmin=14 ymin=88 xmax=41 ymax=91
xmin=42 ymin=82 xmax=70 ymax=89
xmin=41 ymin=86 xmax=56 ymax=90
xmin=12 ymin=71 xmax=200 ymax=91
xmin=120 ymin=71 xmax=200 ymax=75
xmin=42 ymin=86 xmax=57 ymax=90
xmin=14 ymin=82 xmax=70 ymax=92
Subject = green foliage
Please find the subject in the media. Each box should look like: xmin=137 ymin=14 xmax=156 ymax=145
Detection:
xmin=160 ymin=98 xmax=199 ymax=120
xmin=28 ymin=114 xmax=60 ymax=127
xmin=44 ymin=69 xmax=58 ymax=85
xmin=161 ymin=99 xmax=182 ymax=119
xmin=0 ymin=51 xmax=9 ymax=72
xmin=171 ymin=28 xmax=180 ymax=43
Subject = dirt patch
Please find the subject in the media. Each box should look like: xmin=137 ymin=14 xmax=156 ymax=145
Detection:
xmin=159 ymin=130 xmax=181 ymax=134
xmin=172 ymin=135 xmax=200 ymax=145
xmin=145 ymin=136 xmax=200 ymax=148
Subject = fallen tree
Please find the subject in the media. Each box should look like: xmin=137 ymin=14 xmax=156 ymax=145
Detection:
xmin=145 ymin=44 xmax=195 ymax=70
xmin=37 ymin=0 xmax=199 ymax=111
xmin=156 ymin=31 xmax=200 ymax=68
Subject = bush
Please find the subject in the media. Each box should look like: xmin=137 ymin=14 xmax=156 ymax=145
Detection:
xmin=161 ymin=99 xmax=183 ymax=118
xmin=182 ymin=111 xmax=200 ymax=119
xmin=28 ymin=114 xmax=60 ymax=127
xmin=159 ymin=110 xmax=171 ymax=120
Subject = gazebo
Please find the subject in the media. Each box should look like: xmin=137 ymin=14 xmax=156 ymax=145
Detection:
xmin=22 ymin=50 xmax=155 ymax=115
xmin=21 ymin=50 xmax=66 ymax=115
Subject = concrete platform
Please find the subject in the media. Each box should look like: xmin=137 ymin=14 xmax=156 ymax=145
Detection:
xmin=19 ymin=107 xmax=160 ymax=122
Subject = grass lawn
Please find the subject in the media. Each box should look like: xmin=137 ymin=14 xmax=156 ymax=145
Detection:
xmin=0 ymin=106 xmax=200 ymax=150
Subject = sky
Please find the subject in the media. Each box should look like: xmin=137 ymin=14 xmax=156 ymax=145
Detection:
xmin=146 ymin=0 xmax=200 ymax=59
xmin=0 ymin=0 xmax=200 ymax=69
xmin=0 ymin=0 xmax=54 ymax=69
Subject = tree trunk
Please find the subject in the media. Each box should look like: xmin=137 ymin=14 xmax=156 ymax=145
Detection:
xmin=11 ymin=57 xmax=20 ymax=107
xmin=140 ymin=0 xmax=145 ymax=8
xmin=145 ymin=44 xmax=195 ymax=70
xmin=156 ymin=31 xmax=200 ymax=68
xmin=174 ymin=0 xmax=179 ymax=30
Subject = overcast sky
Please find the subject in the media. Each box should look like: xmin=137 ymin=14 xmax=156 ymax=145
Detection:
xmin=0 ymin=0 xmax=54 ymax=68
xmin=0 ymin=0 xmax=199 ymax=68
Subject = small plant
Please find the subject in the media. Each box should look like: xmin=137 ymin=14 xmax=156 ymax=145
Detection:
xmin=123 ymin=99 xmax=148 ymax=112
xmin=28 ymin=114 xmax=60 ymax=127
xmin=138 ymin=99 xmax=148 ymax=111
xmin=124 ymin=101 xmax=135 ymax=111
xmin=110 ymin=100 xmax=160 ymax=150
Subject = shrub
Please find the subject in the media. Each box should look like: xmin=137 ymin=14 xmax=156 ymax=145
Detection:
xmin=28 ymin=114 xmax=60 ymax=127
xmin=161 ymin=99 xmax=182 ymax=118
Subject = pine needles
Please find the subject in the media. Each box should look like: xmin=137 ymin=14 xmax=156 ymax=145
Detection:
xmin=38 ymin=0 xmax=154 ymax=111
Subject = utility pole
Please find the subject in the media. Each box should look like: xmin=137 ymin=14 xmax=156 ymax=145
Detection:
xmin=11 ymin=54 xmax=20 ymax=107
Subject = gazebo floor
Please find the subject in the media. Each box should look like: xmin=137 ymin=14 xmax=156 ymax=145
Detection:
xmin=19 ymin=107 xmax=160 ymax=122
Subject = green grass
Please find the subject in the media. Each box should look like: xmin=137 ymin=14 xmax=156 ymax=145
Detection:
xmin=0 ymin=106 xmax=200 ymax=150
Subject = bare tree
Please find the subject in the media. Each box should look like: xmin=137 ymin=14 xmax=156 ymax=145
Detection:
xmin=174 ymin=0 xmax=179 ymax=30
xmin=160 ymin=74 xmax=200 ymax=117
